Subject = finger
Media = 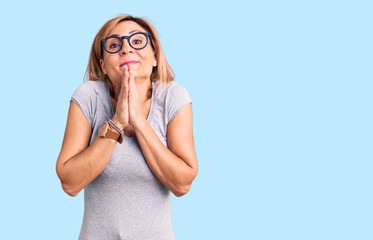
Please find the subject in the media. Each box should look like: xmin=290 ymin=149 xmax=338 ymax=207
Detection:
xmin=128 ymin=66 xmax=136 ymax=86
xmin=123 ymin=65 xmax=129 ymax=84
xmin=116 ymin=72 xmax=128 ymax=109
xmin=122 ymin=66 xmax=129 ymax=97
xmin=128 ymin=67 xmax=136 ymax=97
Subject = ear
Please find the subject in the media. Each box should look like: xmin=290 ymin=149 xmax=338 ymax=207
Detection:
xmin=153 ymin=56 xmax=157 ymax=67
xmin=99 ymin=59 xmax=107 ymax=75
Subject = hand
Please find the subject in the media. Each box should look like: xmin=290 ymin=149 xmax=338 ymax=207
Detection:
xmin=128 ymin=65 xmax=147 ymax=128
xmin=112 ymin=65 xmax=130 ymax=129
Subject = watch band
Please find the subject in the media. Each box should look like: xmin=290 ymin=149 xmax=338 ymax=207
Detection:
xmin=99 ymin=121 xmax=123 ymax=144
xmin=105 ymin=128 xmax=123 ymax=144
xmin=108 ymin=119 xmax=124 ymax=135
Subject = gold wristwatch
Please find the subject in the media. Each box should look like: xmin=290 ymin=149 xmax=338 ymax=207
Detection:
xmin=98 ymin=121 xmax=123 ymax=144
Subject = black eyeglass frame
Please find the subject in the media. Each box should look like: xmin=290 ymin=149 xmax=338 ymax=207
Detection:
xmin=100 ymin=32 xmax=155 ymax=58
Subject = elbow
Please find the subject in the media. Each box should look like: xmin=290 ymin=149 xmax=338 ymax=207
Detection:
xmin=61 ymin=182 xmax=79 ymax=197
xmin=173 ymin=183 xmax=192 ymax=198
xmin=56 ymin=162 xmax=80 ymax=197
xmin=173 ymin=167 xmax=198 ymax=197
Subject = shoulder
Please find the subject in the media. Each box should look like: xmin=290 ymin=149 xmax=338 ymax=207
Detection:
xmin=71 ymin=80 xmax=108 ymax=104
xmin=153 ymin=80 xmax=192 ymax=124
xmin=71 ymin=80 xmax=108 ymax=112
xmin=73 ymin=80 xmax=107 ymax=96
xmin=154 ymin=80 xmax=191 ymax=101
xmin=155 ymin=79 xmax=186 ymax=91
xmin=70 ymin=80 xmax=108 ymax=128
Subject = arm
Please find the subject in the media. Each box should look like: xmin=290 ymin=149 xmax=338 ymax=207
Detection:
xmin=133 ymin=103 xmax=198 ymax=197
xmin=56 ymin=100 xmax=124 ymax=197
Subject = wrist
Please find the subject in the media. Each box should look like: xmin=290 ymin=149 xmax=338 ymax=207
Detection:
xmin=131 ymin=119 xmax=147 ymax=130
xmin=98 ymin=121 xmax=124 ymax=144
xmin=111 ymin=117 xmax=127 ymax=130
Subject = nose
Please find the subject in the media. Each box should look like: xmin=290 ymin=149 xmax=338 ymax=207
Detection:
xmin=119 ymin=40 xmax=133 ymax=55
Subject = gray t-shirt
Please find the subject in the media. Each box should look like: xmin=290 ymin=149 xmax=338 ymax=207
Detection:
xmin=70 ymin=79 xmax=192 ymax=240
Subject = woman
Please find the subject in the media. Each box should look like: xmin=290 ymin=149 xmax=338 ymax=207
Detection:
xmin=56 ymin=15 xmax=198 ymax=239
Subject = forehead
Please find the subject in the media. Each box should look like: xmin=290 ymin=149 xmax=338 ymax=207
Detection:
xmin=109 ymin=21 xmax=147 ymax=36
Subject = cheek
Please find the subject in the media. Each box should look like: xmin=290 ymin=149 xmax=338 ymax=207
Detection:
xmin=105 ymin=57 xmax=118 ymax=70
xmin=140 ymin=48 xmax=154 ymax=62
xmin=103 ymin=58 xmax=121 ymax=79
xmin=142 ymin=55 xmax=154 ymax=68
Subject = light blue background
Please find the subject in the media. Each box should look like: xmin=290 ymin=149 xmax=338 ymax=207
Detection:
xmin=0 ymin=0 xmax=371 ymax=239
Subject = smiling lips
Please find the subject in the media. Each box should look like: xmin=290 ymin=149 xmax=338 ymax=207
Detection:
xmin=120 ymin=61 xmax=139 ymax=67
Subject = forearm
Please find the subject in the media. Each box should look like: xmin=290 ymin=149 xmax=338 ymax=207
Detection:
xmin=59 ymin=137 xmax=117 ymax=196
xmin=133 ymin=120 xmax=196 ymax=197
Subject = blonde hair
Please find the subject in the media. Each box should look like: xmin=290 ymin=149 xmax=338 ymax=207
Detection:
xmin=84 ymin=15 xmax=174 ymax=95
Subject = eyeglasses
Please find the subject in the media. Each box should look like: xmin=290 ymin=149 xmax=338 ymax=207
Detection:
xmin=101 ymin=32 xmax=154 ymax=57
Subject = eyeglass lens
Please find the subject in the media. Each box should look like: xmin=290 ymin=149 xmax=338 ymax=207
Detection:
xmin=104 ymin=33 xmax=148 ymax=53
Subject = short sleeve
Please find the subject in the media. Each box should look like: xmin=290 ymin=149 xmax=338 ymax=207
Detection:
xmin=166 ymin=82 xmax=192 ymax=124
xmin=70 ymin=82 xmax=97 ymax=128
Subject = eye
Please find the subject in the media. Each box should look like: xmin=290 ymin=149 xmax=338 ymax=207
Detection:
xmin=109 ymin=43 xmax=120 ymax=49
xmin=132 ymin=39 xmax=142 ymax=45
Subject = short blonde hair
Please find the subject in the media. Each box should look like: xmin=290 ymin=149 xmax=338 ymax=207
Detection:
xmin=84 ymin=15 xmax=175 ymax=95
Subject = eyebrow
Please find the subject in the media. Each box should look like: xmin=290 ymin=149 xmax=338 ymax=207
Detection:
xmin=108 ymin=30 xmax=141 ymax=38
xmin=128 ymin=30 xmax=140 ymax=34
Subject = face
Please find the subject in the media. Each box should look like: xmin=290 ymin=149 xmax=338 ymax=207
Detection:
xmin=100 ymin=21 xmax=156 ymax=83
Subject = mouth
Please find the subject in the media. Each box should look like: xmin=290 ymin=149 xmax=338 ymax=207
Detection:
xmin=120 ymin=61 xmax=139 ymax=67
